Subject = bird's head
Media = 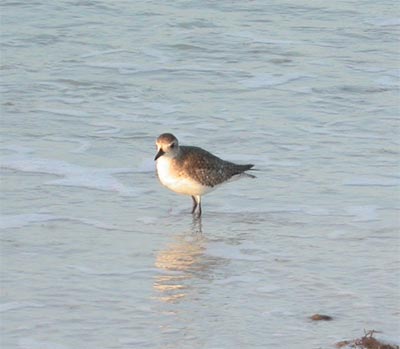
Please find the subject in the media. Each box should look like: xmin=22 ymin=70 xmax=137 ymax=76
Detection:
xmin=154 ymin=133 xmax=179 ymax=160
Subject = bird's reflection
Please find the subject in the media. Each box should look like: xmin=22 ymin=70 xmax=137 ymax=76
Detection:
xmin=154 ymin=217 xmax=207 ymax=303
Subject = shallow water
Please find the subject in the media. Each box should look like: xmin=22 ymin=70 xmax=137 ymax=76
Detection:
xmin=1 ymin=1 xmax=399 ymax=348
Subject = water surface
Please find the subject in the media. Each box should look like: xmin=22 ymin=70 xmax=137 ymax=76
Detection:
xmin=1 ymin=1 xmax=399 ymax=348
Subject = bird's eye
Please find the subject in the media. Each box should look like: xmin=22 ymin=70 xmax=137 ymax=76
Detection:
xmin=170 ymin=143 xmax=175 ymax=149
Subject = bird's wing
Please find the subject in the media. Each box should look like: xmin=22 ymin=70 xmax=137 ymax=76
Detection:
xmin=179 ymin=146 xmax=246 ymax=187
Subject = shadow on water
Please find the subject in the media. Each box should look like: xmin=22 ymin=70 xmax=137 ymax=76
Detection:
xmin=153 ymin=216 xmax=217 ymax=303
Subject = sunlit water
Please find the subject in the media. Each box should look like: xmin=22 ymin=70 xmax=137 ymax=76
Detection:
xmin=1 ymin=1 xmax=399 ymax=348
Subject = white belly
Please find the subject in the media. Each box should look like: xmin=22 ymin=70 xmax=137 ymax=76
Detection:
xmin=156 ymin=157 xmax=214 ymax=196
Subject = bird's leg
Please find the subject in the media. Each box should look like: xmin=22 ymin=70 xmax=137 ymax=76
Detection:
xmin=197 ymin=196 xmax=202 ymax=217
xmin=191 ymin=196 xmax=198 ymax=214
xmin=191 ymin=196 xmax=202 ymax=217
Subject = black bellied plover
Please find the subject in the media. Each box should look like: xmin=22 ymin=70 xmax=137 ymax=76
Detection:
xmin=154 ymin=133 xmax=255 ymax=216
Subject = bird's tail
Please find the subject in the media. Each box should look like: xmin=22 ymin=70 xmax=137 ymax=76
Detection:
xmin=241 ymin=164 xmax=256 ymax=178
xmin=243 ymin=172 xmax=256 ymax=179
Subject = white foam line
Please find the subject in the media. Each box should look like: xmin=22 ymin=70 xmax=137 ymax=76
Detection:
xmin=33 ymin=108 xmax=90 ymax=117
xmin=43 ymin=136 xmax=91 ymax=154
xmin=0 ymin=213 xmax=129 ymax=231
xmin=241 ymin=73 xmax=313 ymax=88
xmin=1 ymin=155 xmax=138 ymax=195
xmin=89 ymin=122 xmax=121 ymax=135
xmin=80 ymin=49 xmax=126 ymax=58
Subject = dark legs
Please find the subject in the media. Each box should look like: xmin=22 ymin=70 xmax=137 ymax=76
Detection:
xmin=191 ymin=196 xmax=197 ymax=214
xmin=191 ymin=195 xmax=202 ymax=216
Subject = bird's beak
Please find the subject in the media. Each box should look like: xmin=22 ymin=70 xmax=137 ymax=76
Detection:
xmin=154 ymin=149 xmax=164 ymax=161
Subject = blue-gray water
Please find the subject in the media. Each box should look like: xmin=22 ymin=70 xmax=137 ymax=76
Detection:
xmin=1 ymin=1 xmax=399 ymax=348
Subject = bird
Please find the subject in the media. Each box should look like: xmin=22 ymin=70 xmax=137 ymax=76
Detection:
xmin=154 ymin=133 xmax=255 ymax=216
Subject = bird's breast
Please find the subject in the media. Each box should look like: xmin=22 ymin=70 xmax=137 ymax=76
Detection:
xmin=156 ymin=157 xmax=174 ymax=186
xmin=156 ymin=157 xmax=213 ymax=196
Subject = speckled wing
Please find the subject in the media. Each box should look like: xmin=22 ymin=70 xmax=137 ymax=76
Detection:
xmin=178 ymin=146 xmax=254 ymax=187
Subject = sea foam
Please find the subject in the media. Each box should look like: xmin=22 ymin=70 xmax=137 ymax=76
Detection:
xmin=1 ymin=153 xmax=138 ymax=196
